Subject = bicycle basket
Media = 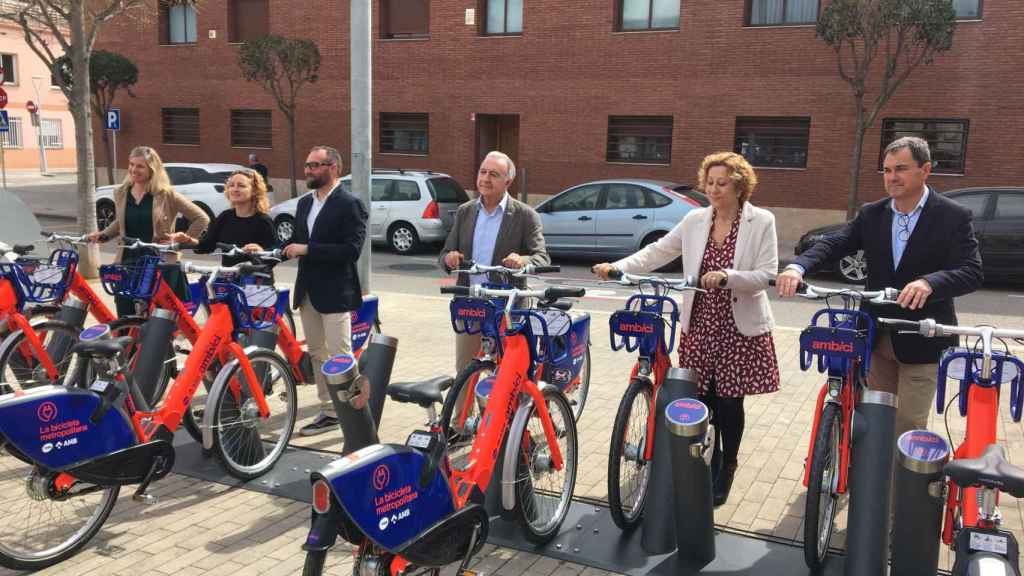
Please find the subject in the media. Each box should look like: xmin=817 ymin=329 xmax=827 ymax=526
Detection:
xmin=99 ymin=256 xmax=162 ymax=299
xmin=0 ymin=248 xmax=76 ymax=305
xmin=609 ymin=309 xmax=667 ymax=356
xmin=938 ymin=347 xmax=1024 ymax=421
xmin=507 ymin=308 xmax=563 ymax=366
xmin=213 ymin=278 xmax=283 ymax=330
xmin=799 ymin=325 xmax=869 ymax=375
xmin=449 ymin=297 xmax=503 ymax=338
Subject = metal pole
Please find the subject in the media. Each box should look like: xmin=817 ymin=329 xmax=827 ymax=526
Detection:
xmin=1 ymin=137 xmax=6 ymax=193
xmin=350 ymin=0 xmax=372 ymax=294
xmin=31 ymin=76 xmax=48 ymax=175
xmin=112 ymin=128 xmax=117 ymax=184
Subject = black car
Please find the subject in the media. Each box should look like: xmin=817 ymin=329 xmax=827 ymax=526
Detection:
xmin=795 ymin=187 xmax=1024 ymax=284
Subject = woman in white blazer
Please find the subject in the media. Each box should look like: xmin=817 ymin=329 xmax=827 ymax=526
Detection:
xmin=593 ymin=152 xmax=780 ymax=507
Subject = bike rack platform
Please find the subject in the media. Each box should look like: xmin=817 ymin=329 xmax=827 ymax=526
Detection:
xmin=171 ymin=432 xmax=852 ymax=575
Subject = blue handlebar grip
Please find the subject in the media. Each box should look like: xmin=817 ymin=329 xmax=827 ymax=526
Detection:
xmin=936 ymin=356 xmax=951 ymax=414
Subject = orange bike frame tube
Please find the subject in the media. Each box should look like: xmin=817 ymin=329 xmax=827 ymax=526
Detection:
xmin=131 ymin=302 xmax=237 ymax=439
xmin=224 ymin=339 xmax=270 ymax=418
xmin=0 ymin=279 xmax=17 ymax=317
xmin=7 ymin=312 xmax=58 ymax=379
xmin=641 ymin=351 xmax=672 ymax=462
xmin=837 ymin=377 xmax=854 ymax=494
xmin=275 ymin=315 xmax=306 ymax=379
xmin=450 ymin=334 xmax=558 ymax=509
xmin=68 ymin=271 xmax=116 ymax=324
xmin=957 ymin=383 xmax=1000 ymax=530
xmin=803 ymin=384 xmax=830 ymax=488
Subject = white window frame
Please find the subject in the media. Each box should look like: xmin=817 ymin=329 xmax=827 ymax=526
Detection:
xmin=0 ymin=117 xmax=24 ymax=148
xmin=40 ymin=118 xmax=63 ymax=149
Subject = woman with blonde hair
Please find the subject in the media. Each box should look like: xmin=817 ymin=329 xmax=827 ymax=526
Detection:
xmin=89 ymin=145 xmax=210 ymax=316
xmin=171 ymin=168 xmax=276 ymax=266
xmin=593 ymin=151 xmax=780 ymax=506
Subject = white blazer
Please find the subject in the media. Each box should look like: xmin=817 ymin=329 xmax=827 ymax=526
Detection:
xmin=613 ymin=201 xmax=778 ymax=337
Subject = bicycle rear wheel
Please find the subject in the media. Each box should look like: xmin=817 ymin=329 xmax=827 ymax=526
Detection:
xmin=513 ymin=386 xmax=578 ymax=543
xmin=0 ymin=445 xmax=119 ymax=571
xmin=563 ymin=346 xmax=590 ymax=422
xmin=440 ymin=359 xmax=496 ymax=471
xmin=0 ymin=320 xmax=78 ymax=391
xmin=210 ymin=349 xmax=297 ymax=479
xmin=804 ymin=401 xmax=842 ymax=571
xmin=607 ymin=378 xmax=652 ymax=530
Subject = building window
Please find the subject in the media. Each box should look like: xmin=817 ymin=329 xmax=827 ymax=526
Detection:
xmin=162 ymin=108 xmax=200 ymax=145
xmin=618 ymin=0 xmax=679 ymax=30
xmin=0 ymin=54 xmax=16 ymax=85
xmin=40 ymin=118 xmax=63 ymax=149
xmin=880 ymin=119 xmax=968 ymax=175
xmin=380 ymin=113 xmax=428 ymax=154
xmin=953 ymin=0 xmax=981 ymax=19
xmin=160 ymin=3 xmax=197 ymax=44
xmin=0 ymin=117 xmax=23 ymax=148
xmin=484 ymin=0 xmax=522 ymax=35
xmin=747 ymin=0 xmax=818 ymax=26
xmin=607 ymin=116 xmax=673 ymax=164
xmin=231 ymin=110 xmax=272 ymax=148
xmin=229 ymin=0 xmax=269 ymax=42
xmin=734 ymin=117 xmax=811 ymax=169
xmin=381 ymin=0 xmax=429 ymax=38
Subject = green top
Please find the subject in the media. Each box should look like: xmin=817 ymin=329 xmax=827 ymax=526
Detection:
xmin=123 ymin=191 xmax=154 ymax=243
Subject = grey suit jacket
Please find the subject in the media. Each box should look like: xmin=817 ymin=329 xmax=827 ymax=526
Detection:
xmin=439 ymin=195 xmax=551 ymax=286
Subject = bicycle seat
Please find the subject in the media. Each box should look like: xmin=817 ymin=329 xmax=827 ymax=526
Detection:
xmin=13 ymin=244 xmax=33 ymax=255
xmin=70 ymin=335 xmax=134 ymax=359
xmin=945 ymin=444 xmax=1024 ymax=498
xmin=387 ymin=376 xmax=453 ymax=407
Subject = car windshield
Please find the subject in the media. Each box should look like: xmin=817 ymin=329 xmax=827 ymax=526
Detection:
xmin=427 ymin=177 xmax=469 ymax=203
xmin=670 ymin=185 xmax=709 ymax=207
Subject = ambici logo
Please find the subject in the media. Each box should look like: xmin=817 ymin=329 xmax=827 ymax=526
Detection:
xmin=812 ymin=340 xmax=854 ymax=353
xmin=458 ymin=307 xmax=487 ymax=318
xmin=618 ymin=322 xmax=654 ymax=334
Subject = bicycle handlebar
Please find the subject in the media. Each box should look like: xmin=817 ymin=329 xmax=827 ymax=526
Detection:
xmin=119 ymin=237 xmax=181 ymax=254
xmin=41 ymin=231 xmax=89 ymax=245
xmin=606 ymin=270 xmax=703 ymax=292
xmin=877 ymin=318 xmax=1024 ymax=341
xmin=214 ymin=242 xmax=285 ymax=262
xmin=182 ymin=261 xmax=268 ymax=278
xmin=441 ymin=284 xmax=585 ymax=302
xmin=452 ymin=260 xmax=559 ymax=276
xmin=774 ymin=280 xmax=899 ymax=304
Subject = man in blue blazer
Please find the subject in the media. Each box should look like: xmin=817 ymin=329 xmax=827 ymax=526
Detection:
xmin=284 ymin=146 xmax=368 ymax=436
xmin=777 ymin=136 xmax=983 ymax=439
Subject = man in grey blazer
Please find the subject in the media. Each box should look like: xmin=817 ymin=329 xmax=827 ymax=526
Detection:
xmin=440 ymin=151 xmax=550 ymax=372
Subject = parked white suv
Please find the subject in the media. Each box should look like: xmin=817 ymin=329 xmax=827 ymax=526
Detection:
xmin=269 ymin=169 xmax=468 ymax=254
xmin=95 ymin=163 xmax=269 ymax=232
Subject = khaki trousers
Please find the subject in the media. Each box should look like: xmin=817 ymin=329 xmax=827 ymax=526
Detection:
xmin=299 ymin=297 xmax=352 ymax=417
xmin=867 ymin=331 xmax=939 ymax=440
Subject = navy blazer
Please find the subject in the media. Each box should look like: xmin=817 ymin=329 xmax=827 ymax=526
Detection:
xmin=794 ymin=188 xmax=983 ymax=364
xmin=289 ymin=184 xmax=368 ymax=314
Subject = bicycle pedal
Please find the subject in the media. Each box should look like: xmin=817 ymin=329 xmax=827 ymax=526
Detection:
xmin=132 ymin=492 xmax=158 ymax=504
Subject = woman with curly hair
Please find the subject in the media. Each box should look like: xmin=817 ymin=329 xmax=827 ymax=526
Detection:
xmin=593 ymin=151 xmax=780 ymax=506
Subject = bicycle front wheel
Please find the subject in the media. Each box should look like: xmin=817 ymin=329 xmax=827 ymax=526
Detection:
xmin=0 ymin=320 xmax=79 ymax=391
xmin=564 ymin=346 xmax=590 ymax=422
xmin=210 ymin=349 xmax=297 ymax=479
xmin=607 ymin=378 xmax=652 ymax=530
xmin=0 ymin=445 xmax=120 ymax=571
xmin=804 ymin=401 xmax=842 ymax=571
xmin=513 ymin=386 xmax=578 ymax=543
xmin=440 ymin=359 xmax=496 ymax=471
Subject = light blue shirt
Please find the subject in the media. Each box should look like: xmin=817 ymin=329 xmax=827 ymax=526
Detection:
xmin=470 ymin=193 xmax=508 ymax=285
xmin=891 ymin=188 xmax=929 ymax=269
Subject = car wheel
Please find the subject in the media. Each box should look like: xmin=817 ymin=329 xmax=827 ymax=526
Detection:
xmin=837 ymin=250 xmax=867 ymax=284
xmin=641 ymin=232 xmax=681 ymax=272
xmin=95 ymin=201 xmax=116 ymax=231
xmin=177 ymin=204 xmax=214 ymax=233
xmin=388 ymin=222 xmax=419 ymax=254
xmin=275 ymin=215 xmax=295 ymax=244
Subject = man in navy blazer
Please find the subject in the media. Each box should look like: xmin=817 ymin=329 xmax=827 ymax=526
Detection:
xmin=777 ymin=136 xmax=983 ymax=439
xmin=284 ymin=145 xmax=368 ymax=436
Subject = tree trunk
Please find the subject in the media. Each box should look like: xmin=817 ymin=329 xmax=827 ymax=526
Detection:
xmin=846 ymin=99 xmax=867 ymax=221
xmin=70 ymin=4 xmax=100 ymax=277
xmin=101 ymin=126 xmax=114 ymax=185
xmin=287 ymin=112 xmax=297 ymax=199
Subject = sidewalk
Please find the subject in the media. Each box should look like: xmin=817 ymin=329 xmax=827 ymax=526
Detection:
xmin=3 ymin=285 xmax=1022 ymax=575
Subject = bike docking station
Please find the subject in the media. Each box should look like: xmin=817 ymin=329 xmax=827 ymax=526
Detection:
xmin=891 ymin=429 xmax=950 ymax=576
xmin=168 ymin=334 xmax=400 ymax=499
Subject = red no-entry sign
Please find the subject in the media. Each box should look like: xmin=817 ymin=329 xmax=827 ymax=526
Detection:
xmin=0 ymin=88 xmax=7 ymax=109
xmin=26 ymin=100 xmax=37 ymax=114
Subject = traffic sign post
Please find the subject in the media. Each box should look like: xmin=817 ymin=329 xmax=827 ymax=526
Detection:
xmin=106 ymin=109 xmax=120 ymax=182
xmin=0 ymin=110 xmax=7 ymax=194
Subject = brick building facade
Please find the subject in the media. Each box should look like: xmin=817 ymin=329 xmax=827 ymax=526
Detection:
xmin=95 ymin=0 xmax=1022 ymax=212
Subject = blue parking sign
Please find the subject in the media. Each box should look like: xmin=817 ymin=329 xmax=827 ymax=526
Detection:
xmin=0 ymin=110 xmax=9 ymax=133
xmin=105 ymin=108 xmax=120 ymax=131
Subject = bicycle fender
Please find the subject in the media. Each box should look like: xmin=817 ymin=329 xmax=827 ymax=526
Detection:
xmin=201 ymin=344 xmax=262 ymax=450
xmin=500 ymin=382 xmax=557 ymax=512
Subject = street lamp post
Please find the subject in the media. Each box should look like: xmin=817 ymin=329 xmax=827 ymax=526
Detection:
xmin=31 ymin=75 xmax=48 ymax=175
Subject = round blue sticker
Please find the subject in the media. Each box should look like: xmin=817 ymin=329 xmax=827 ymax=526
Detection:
xmin=321 ymin=354 xmax=356 ymax=376
xmin=665 ymin=398 xmax=708 ymax=426
xmin=898 ymin=430 xmax=949 ymax=463
xmin=475 ymin=376 xmax=495 ymax=401
xmin=79 ymin=324 xmax=110 ymax=341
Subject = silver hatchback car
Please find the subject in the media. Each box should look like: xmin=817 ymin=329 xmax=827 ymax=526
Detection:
xmin=270 ymin=169 xmax=469 ymax=253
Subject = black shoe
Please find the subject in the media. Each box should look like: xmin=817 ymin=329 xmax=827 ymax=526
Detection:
xmin=713 ymin=462 xmax=737 ymax=507
xmin=300 ymin=413 xmax=339 ymax=437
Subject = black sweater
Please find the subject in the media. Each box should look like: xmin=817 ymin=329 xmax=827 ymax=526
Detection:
xmin=193 ymin=210 xmax=278 ymax=267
